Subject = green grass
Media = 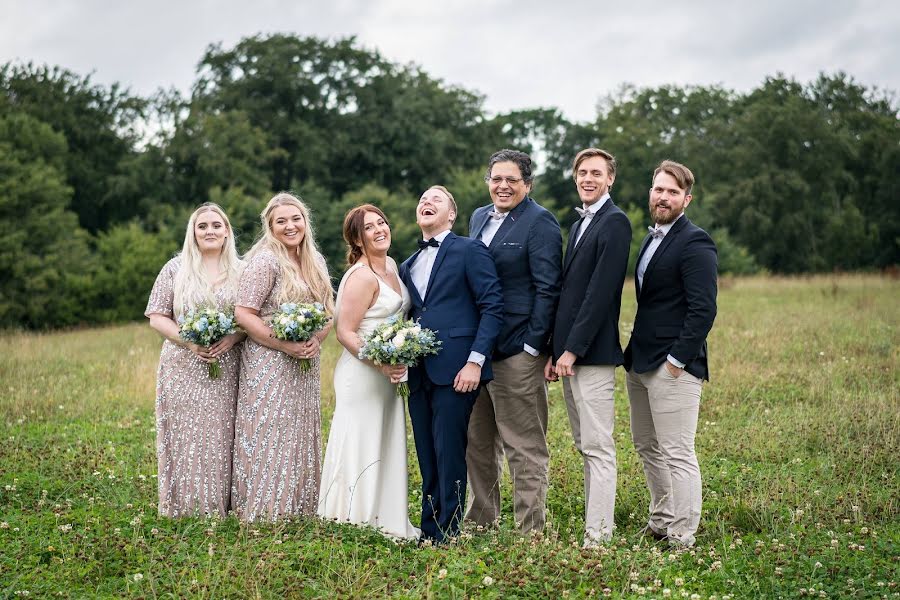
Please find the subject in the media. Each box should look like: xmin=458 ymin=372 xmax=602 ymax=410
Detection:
xmin=0 ymin=274 xmax=898 ymax=598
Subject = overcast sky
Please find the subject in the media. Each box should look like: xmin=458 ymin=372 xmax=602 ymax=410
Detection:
xmin=2 ymin=0 xmax=898 ymax=122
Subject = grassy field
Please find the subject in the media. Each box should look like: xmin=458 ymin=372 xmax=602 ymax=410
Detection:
xmin=0 ymin=274 xmax=897 ymax=598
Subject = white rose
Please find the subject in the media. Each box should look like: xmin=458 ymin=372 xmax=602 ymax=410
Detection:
xmin=193 ymin=322 xmax=203 ymax=331
xmin=392 ymin=333 xmax=406 ymax=347
xmin=410 ymin=326 xmax=421 ymax=335
xmin=280 ymin=316 xmax=290 ymax=325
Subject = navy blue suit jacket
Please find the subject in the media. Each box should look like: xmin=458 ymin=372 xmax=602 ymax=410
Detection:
xmin=469 ymin=197 xmax=562 ymax=360
xmin=551 ymin=198 xmax=632 ymax=365
xmin=399 ymin=232 xmax=504 ymax=387
xmin=624 ymin=215 xmax=718 ymax=380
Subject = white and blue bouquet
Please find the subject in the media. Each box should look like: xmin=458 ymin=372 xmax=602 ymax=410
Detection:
xmin=269 ymin=302 xmax=331 ymax=371
xmin=358 ymin=315 xmax=442 ymax=399
xmin=178 ymin=306 xmax=238 ymax=379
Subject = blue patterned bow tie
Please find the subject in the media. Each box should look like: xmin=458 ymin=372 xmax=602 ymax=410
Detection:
xmin=488 ymin=209 xmax=507 ymax=221
xmin=575 ymin=206 xmax=594 ymax=219
xmin=417 ymin=238 xmax=440 ymax=250
xmin=648 ymin=227 xmax=665 ymax=240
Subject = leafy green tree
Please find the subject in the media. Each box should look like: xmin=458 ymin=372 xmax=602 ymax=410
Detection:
xmin=0 ymin=111 xmax=95 ymax=328
xmin=0 ymin=62 xmax=145 ymax=231
xmin=90 ymin=222 xmax=179 ymax=322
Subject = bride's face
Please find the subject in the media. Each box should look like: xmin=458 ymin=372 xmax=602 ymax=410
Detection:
xmin=361 ymin=211 xmax=391 ymax=255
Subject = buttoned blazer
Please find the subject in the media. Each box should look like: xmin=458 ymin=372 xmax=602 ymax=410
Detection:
xmin=623 ymin=215 xmax=718 ymax=380
xmin=551 ymin=198 xmax=632 ymax=365
xmin=399 ymin=232 xmax=504 ymax=386
xmin=469 ymin=197 xmax=562 ymax=360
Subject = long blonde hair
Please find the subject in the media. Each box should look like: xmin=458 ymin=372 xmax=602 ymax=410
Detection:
xmin=173 ymin=202 xmax=243 ymax=316
xmin=245 ymin=192 xmax=335 ymax=312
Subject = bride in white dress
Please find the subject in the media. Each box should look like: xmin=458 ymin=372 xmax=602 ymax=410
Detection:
xmin=318 ymin=205 xmax=419 ymax=540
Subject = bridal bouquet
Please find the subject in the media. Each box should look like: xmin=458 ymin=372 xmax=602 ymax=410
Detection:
xmin=358 ymin=315 xmax=442 ymax=400
xmin=269 ymin=302 xmax=331 ymax=371
xmin=178 ymin=306 xmax=238 ymax=379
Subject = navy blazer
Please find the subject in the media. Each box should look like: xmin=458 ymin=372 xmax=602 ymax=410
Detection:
xmin=551 ymin=198 xmax=632 ymax=365
xmin=624 ymin=215 xmax=718 ymax=380
xmin=400 ymin=232 xmax=504 ymax=387
xmin=469 ymin=197 xmax=562 ymax=360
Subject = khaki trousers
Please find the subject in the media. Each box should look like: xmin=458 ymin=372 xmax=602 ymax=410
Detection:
xmin=465 ymin=351 xmax=549 ymax=532
xmin=562 ymin=365 xmax=617 ymax=542
xmin=626 ymin=364 xmax=702 ymax=547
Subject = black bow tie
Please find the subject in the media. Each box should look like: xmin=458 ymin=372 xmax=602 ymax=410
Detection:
xmin=418 ymin=238 xmax=440 ymax=250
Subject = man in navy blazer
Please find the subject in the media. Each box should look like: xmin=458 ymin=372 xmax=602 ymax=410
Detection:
xmin=545 ymin=148 xmax=632 ymax=547
xmin=465 ymin=149 xmax=562 ymax=533
xmin=624 ymin=160 xmax=717 ymax=547
xmin=399 ymin=184 xmax=504 ymax=543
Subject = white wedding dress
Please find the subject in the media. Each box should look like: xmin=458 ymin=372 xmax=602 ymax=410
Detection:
xmin=317 ymin=263 xmax=419 ymax=539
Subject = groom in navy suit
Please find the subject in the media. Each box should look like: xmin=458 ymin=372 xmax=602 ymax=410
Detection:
xmin=399 ymin=185 xmax=504 ymax=543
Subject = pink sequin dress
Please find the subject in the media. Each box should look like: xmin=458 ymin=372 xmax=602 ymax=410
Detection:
xmin=231 ymin=249 xmax=323 ymax=521
xmin=145 ymin=256 xmax=241 ymax=518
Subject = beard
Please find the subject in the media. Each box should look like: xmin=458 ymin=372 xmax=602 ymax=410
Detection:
xmin=650 ymin=201 xmax=683 ymax=225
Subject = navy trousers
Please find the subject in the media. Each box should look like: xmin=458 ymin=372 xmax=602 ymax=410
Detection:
xmin=407 ymin=375 xmax=478 ymax=542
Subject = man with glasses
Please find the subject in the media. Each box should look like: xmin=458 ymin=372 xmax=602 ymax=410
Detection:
xmin=545 ymin=148 xmax=631 ymax=547
xmin=466 ymin=149 xmax=562 ymax=533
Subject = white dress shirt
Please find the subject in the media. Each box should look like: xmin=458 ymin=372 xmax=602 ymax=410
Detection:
xmin=479 ymin=207 xmax=507 ymax=248
xmin=573 ymin=193 xmax=610 ymax=246
xmin=410 ymin=228 xmax=485 ymax=367
xmin=636 ymin=212 xmax=686 ymax=369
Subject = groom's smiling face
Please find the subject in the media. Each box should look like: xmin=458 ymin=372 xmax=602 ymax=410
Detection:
xmin=417 ymin=187 xmax=456 ymax=234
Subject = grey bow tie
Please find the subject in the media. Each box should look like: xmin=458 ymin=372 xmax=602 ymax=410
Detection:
xmin=648 ymin=226 xmax=665 ymax=240
xmin=488 ymin=209 xmax=506 ymax=221
xmin=574 ymin=207 xmax=593 ymax=219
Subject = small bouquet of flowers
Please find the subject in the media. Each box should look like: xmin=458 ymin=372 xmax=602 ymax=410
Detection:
xmin=178 ymin=306 xmax=238 ymax=379
xmin=269 ymin=302 xmax=331 ymax=371
xmin=358 ymin=315 xmax=442 ymax=399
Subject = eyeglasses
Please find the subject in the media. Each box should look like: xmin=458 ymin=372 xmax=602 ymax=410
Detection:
xmin=485 ymin=176 xmax=524 ymax=186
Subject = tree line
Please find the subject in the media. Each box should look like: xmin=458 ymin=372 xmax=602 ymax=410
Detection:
xmin=1 ymin=34 xmax=897 ymax=329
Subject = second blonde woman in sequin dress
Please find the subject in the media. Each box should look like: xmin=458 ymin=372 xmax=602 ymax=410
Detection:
xmin=145 ymin=203 xmax=245 ymax=517
xmin=232 ymin=192 xmax=334 ymax=521
xmin=318 ymin=205 xmax=419 ymax=540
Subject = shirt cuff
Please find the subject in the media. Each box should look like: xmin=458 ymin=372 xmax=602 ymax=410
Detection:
xmin=666 ymin=354 xmax=685 ymax=369
xmin=468 ymin=351 xmax=486 ymax=367
xmin=523 ymin=343 xmax=539 ymax=357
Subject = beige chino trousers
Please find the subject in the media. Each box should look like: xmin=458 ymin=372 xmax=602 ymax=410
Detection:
xmin=626 ymin=363 xmax=703 ymax=547
xmin=465 ymin=351 xmax=550 ymax=533
xmin=562 ymin=365 xmax=617 ymax=543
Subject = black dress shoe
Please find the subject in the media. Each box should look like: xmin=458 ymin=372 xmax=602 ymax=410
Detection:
xmin=642 ymin=526 xmax=668 ymax=541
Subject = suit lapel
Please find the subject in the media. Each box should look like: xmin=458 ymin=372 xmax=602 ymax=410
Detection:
xmin=401 ymin=251 xmax=424 ymax=306
xmin=642 ymin=216 xmax=689 ymax=290
xmin=489 ymin=197 xmax=529 ymax=248
xmin=469 ymin=207 xmax=491 ymax=242
xmin=424 ymin=232 xmax=455 ymax=302
xmin=563 ymin=199 xmax=613 ymax=274
xmin=635 ymin=234 xmax=652 ymax=297
xmin=563 ymin=218 xmax=581 ymax=273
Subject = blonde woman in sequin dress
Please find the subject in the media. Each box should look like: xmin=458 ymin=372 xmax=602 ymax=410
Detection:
xmin=318 ymin=205 xmax=419 ymax=540
xmin=233 ymin=192 xmax=334 ymax=521
xmin=145 ymin=203 xmax=245 ymax=518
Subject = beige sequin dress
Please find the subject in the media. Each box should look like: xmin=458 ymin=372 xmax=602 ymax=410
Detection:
xmin=145 ymin=256 xmax=241 ymax=518
xmin=231 ymin=249 xmax=324 ymax=521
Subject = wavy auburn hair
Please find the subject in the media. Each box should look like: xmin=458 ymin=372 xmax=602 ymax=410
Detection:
xmin=342 ymin=204 xmax=390 ymax=267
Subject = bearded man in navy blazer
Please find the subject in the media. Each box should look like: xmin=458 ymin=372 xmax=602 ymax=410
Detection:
xmin=625 ymin=160 xmax=717 ymax=548
xmin=399 ymin=185 xmax=504 ymax=543
xmin=545 ymin=148 xmax=632 ymax=547
xmin=465 ymin=149 xmax=562 ymax=533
